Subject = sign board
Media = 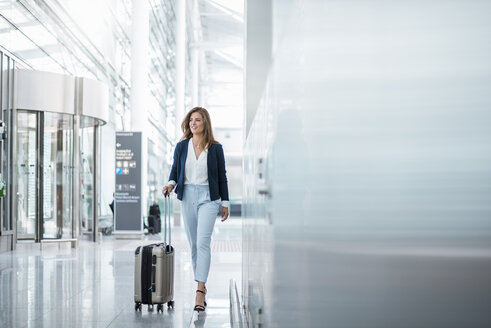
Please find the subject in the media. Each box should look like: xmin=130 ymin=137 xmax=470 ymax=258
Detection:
xmin=114 ymin=132 xmax=142 ymax=232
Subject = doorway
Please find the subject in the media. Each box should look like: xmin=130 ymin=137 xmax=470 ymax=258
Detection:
xmin=16 ymin=110 xmax=73 ymax=241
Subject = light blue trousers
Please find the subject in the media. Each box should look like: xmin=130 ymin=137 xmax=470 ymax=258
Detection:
xmin=181 ymin=184 xmax=220 ymax=283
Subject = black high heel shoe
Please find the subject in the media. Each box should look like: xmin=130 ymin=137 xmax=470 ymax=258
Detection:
xmin=194 ymin=288 xmax=207 ymax=312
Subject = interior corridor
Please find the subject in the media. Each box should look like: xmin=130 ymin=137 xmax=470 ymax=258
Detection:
xmin=0 ymin=218 xmax=242 ymax=328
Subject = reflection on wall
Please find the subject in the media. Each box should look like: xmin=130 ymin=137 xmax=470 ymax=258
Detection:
xmin=243 ymin=1 xmax=491 ymax=327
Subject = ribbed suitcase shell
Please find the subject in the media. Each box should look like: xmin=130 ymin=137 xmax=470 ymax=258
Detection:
xmin=134 ymin=244 xmax=174 ymax=304
xmin=134 ymin=197 xmax=174 ymax=308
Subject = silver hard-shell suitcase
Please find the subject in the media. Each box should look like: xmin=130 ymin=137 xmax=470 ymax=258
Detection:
xmin=134 ymin=197 xmax=174 ymax=312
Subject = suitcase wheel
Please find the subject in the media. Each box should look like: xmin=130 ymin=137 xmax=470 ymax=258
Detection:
xmin=157 ymin=304 xmax=163 ymax=313
xmin=167 ymin=301 xmax=175 ymax=309
xmin=135 ymin=302 xmax=142 ymax=311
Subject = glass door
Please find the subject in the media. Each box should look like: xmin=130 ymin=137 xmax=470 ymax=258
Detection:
xmin=16 ymin=111 xmax=37 ymax=240
xmin=42 ymin=112 xmax=73 ymax=239
xmin=79 ymin=119 xmax=94 ymax=235
xmin=16 ymin=111 xmax=74 ymax=241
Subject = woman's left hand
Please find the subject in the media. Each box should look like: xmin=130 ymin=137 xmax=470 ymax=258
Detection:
xmin=221 ymin=207 xmax=229 ymax=222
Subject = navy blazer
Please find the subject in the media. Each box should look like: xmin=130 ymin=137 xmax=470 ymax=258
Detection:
xmin=168 ymin=139 xmax=229 ymax=202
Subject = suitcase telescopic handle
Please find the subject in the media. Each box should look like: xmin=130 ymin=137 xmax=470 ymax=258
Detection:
xmin=168 ymin=195 xmax=171 ymax=246
xmin=163 ymin=195 xmax=171 ymax=249
xmin=163 ymin=195 xmax=167 ymax=246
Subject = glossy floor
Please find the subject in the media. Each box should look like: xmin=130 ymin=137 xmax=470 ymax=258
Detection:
xmin=0 ymin=218 xmax=242 ymax=328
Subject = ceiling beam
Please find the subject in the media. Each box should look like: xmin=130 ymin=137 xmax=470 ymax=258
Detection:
xmin=212 ymin=49 xmax=243 ymax=69
xmin=14 ymin=44 xmax=62 ymax=58
xmin=203 ymin=0 xmax=244 ymax=23
xmin=200 ymin=81 xmax=242 ymax=86
xmin=191 ymin=41 xmax=240 ymax=50
xmin=200 ymin=12 xmax=230 ymax=17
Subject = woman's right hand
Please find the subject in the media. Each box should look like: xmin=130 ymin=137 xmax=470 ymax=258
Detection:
xmin=162 ymin=185 xmax=174 ymax=197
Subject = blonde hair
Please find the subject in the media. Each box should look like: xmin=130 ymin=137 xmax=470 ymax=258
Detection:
xmin=180 ymin=107 xmax=219 ymax=149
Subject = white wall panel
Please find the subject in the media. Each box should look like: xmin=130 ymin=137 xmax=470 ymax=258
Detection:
xmin=80 ymin=77 xmax=109 ymax=123
xmin=243 ymin=0 xmax=491 ymax=327
xmin=15 ymin=69 xmax=75 ymax=114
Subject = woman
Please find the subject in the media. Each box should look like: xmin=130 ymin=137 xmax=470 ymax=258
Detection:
xmin=162 ymin=106 xmax=229 ymax=312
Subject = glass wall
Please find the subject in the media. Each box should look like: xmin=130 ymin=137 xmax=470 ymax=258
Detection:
xmin=146 ymin=0 xmax=177 ymax=210
xmin=1 ymin=0 xmax=184 ymax=241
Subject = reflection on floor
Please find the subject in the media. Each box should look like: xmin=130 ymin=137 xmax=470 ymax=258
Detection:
xmin=0 ymin=218 xmax=242 ymax=328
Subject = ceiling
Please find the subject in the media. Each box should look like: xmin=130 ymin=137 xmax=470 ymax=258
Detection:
xmin=192 ymin=0 xmax=244 ymax=153
xmin=0 ymin=0 xmax=245 ymax=156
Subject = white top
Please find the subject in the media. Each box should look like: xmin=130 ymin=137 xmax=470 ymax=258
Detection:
xmin=168 ymin=139 xmax=229 ymax=208
xmin=184 ymin=138 xmax=209 ymax=185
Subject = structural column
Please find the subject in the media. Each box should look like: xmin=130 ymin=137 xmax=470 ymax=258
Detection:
xmin=190 ymin=0 xmax=200 ymax=107
xmin=192 ymin=48 xmax=199 ymax=106
xmin=130 ymin=0 xmax=149 ymax=227
xmin=172 ymin=0 xmax=187 ymax=227
xmin=175 ymin=0 xmax=187 ymax=133
xmin=245 ymin=0 xmax=272 ymax=135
